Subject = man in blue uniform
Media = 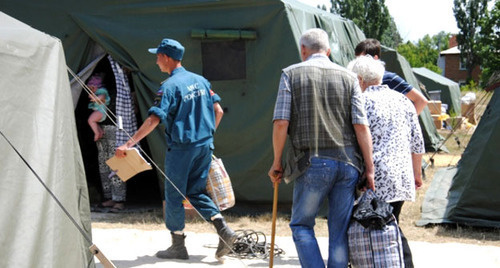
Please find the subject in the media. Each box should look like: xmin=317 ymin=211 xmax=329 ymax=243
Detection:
xmin=115 ymin=38 xmax=235 ymax=260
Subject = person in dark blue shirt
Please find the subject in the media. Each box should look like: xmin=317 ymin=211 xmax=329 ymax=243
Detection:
xmin=115 ymin=38 xmax=235 ymax=261
xmin=354 ymin=39 xmax=428 ymax=115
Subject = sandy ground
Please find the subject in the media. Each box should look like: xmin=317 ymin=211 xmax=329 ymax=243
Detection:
xmin=91 ymin=228 xmax=500 ymax=268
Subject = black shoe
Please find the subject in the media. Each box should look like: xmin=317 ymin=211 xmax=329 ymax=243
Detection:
xmin=213 ymin=218 xmax=237 ymax=258
xmin=155 ymin=232 xmax=189 ymax=260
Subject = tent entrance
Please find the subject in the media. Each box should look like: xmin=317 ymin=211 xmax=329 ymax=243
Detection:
xmin=73 ymin=56 xmax=161 ymax=208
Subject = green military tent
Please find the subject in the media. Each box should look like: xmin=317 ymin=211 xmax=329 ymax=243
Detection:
xmin=381 ymin=47 xmax=444 ymax=152
xmin=418 ymin=87 xmax=500 ymax=228
xmin=0 ymin=12 xmax=94 ymax=267
xmin=2 ymin=0 xmax=443 ymax=207
xmin=413 ymin=67 xmax=462 ymax=116
xmin=2 ymin=0 xmax=368 ymax=204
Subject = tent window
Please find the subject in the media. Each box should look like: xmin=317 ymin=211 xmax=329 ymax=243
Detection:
xmin=201 ymin=40 xmax=246 ymax=81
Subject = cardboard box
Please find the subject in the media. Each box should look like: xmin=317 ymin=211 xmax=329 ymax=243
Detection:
xmin=428 ymin=101 xmax=442 ymax=115
xmin=432 ymin=114 xmax=443 ymax=129
xmin=445 ymin=116 xmax=466 ymax=130
xmin=461 ymin=102 xmax=476 ymax=125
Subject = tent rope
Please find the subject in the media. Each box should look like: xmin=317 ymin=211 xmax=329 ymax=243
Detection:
xmin=67 ymin=66 xmax=249 ymax=266
xmin=0 ymin=130 xmax=108 ymax=267
xmin=0 ymin=130 xmax=93 ymax=245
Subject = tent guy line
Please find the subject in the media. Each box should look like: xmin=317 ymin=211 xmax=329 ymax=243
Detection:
xmin=67 ymin=67 xmax=250 ymax=267
xmin=0 ymin=130 xmax=92 ymax=244
xmin=425 ymin=90 xmax=492 ymax=168
xmin=0 ymin=130 xmax=117 ymax=268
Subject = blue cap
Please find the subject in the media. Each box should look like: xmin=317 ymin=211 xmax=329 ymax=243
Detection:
xmin=148 ymin=38 xmax=185 ymax=60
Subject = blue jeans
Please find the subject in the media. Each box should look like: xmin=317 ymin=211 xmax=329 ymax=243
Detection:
xmin=164 ymin=144 xmax=219 ymax=231
xmin=290 ymin=157 xmax=359 ymax=268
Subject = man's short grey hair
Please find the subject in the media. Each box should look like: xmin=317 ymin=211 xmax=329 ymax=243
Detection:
xmin=300 ymin=28 xmax=330 ymax=53
xmin=349 ymin=55 xmax=385 ymax=85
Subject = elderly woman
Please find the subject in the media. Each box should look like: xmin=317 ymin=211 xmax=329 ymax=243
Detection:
xmin=349 ymin=55 xmax=425 ymax=268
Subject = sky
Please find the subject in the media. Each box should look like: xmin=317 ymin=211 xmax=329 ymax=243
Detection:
xmin=297 ymin=0 xmax=460 ymax=42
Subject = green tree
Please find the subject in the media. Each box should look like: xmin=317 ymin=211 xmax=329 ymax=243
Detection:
xmin=433 ymin=31 xmax=452 ymax=52
xmin=396 ymin=32 xmax=451 ymax=74
xmin=381 ymin=16 xmax=403 ymax=48
xmin=330 ymin=0 xmax=391 ymax=41
xmin=477 ymin=1 xmax=500 ymax=86
xmin=453 ymin=0 xmax=490 ymax=82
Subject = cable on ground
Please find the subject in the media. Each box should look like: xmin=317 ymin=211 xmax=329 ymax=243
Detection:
xmin=229 ymin=229 xmax=285 ymax=260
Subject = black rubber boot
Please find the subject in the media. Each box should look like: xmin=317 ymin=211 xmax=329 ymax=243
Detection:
xmin=213 ymin=218 xmax=237 ymax=258
xmin=155 ymin=232 xmax=189 ymax=260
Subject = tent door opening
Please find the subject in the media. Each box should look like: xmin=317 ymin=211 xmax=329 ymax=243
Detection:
xmin=73 ymin=54 xmax=161 ymax=208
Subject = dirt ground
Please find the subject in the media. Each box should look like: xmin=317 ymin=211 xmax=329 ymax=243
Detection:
xmin=91 ymin=149 xmax=500 ymax=267
xmin=90 ymin=228 xmax=500 ymax=268
xmin=92 ymin=151 xmax=500 ymax=248
xmin=93 ymin=124 xmax=500 ymax=247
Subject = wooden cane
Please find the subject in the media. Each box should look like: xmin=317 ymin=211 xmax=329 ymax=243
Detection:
xmin=269 ymin=181 xmax=279 ymax=268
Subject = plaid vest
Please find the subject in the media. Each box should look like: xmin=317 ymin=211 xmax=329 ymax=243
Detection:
xmin=284 ymin=57 xmax=361 ymax=167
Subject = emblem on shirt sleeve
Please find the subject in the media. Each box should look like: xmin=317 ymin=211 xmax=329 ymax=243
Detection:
xmin=153 ymin=89 xmax=163 ymax=107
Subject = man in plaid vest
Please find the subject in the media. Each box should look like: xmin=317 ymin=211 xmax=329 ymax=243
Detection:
xmin=268 ymin=28 xmax=375 ymax=268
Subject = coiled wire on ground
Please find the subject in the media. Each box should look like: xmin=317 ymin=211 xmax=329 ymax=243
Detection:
xmin=229 ymin=229 xmax=285 ymax=259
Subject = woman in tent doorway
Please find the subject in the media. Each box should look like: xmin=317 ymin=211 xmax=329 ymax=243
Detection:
xmin=87 ymin=72 xmax=127 ymax=211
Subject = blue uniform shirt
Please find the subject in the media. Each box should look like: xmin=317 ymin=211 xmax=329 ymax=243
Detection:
xmin=148 ymin=67 xmax=220 ymax=149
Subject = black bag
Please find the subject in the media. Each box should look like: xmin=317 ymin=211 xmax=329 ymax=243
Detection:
xmin=352 ymin=189 xmax=394 ymax=229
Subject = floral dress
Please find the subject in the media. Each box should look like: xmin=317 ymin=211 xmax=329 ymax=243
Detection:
xmin=363 ymin=85 xmax=425 ymax=202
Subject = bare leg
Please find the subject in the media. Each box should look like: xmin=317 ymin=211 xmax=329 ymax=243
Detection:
xmin=88 ymin=111 xmax=104 ymax=141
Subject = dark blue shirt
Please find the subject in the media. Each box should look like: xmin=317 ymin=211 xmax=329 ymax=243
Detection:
xmin=383 ymin=71 xmax=413 ymax=95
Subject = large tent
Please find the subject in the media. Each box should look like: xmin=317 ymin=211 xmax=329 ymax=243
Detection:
xmin=381 ymin=47 xmax=444 ymax=152
xmin=0 ymin=12 xmax=93 ymax=267
xmin=413 ymin=67 xmax=462 ymax=115
xmin=418 ymin=87 xmax=500 ymax=228
xmin=2 ymin=0 xmax=441 ymax=205
xmin=2 ymin=0 xmax=369 ymax=203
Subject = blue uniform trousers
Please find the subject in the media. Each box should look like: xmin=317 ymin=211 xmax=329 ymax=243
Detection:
xmin=164 ymin=144 xmax=219 ymax=231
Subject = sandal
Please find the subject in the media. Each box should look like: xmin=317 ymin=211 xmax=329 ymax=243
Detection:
xmin=100 ymin=199 xmax=116 ymax=208
xmin=101 ymin=200 xmax=116 ymax=207
xmin=110 ymin=202 xmax=125 ymax=212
